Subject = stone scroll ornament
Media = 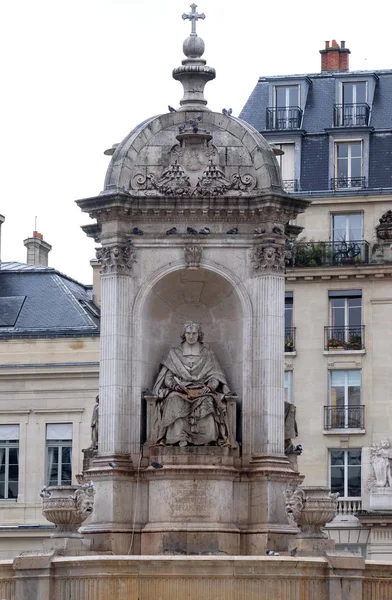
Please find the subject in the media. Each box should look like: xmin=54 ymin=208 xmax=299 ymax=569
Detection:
xmin=40 ymin=482 xmax=96 ymax=537
xmin=250 ymin=242 xmax=286 ymax=274
xmin=96 ymin=241 xmax=136 ymax=275
xmin=134 ymin=159 xmax=256 ymax=197
xmin=368 ymin=439 xmax=392 ymax=489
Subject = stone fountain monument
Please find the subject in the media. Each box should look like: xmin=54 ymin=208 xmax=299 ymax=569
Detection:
xmin=76 ymin=4 xmax=311 ymax=556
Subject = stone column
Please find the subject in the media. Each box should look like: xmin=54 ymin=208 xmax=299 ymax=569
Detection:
xmin=96 ymin=241 xmax=136 ymax=457
xmin=248 ymin=234 xmax=286 ymax=457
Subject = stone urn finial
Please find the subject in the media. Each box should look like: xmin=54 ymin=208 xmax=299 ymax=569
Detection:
xmin=40 ymin=482 xmax=95 ymax=538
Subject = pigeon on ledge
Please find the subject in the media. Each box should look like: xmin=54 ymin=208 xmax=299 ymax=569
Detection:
xmin=168 ymin=105 xmax=177 ymax=113
xmin=199 ymin=227 xmax=210 ymax=235
xmin=132 ymin=227 xmax=144 ymax=235
xmin=166 ymin=227 xmax=177 ymax=235
xmin=187 ymin=226 xmax=198 ymax=234
xmin=227 ymin=226 xmax=238 ymax=234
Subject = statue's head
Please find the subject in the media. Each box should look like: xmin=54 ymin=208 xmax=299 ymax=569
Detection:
xmin=75 ymin=483 xmax=96 ymax=518
xmin=181 ymin=321 xmax=204 ymax=344
xmin=380 ymin=439 xmax=390 ymax=449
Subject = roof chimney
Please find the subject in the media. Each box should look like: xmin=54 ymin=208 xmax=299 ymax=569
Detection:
xmin=23 ymin=231 xmax=52 ymax=267
xmin=0 ymin=214 xmax=5 ymax=263
xmin=320 ymin=40 xmax=350 ymax=72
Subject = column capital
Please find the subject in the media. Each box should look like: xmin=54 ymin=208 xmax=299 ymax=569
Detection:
xmin=96 ymin=241 xmax=136 ymax=276
xmin=250 ymin=239 xmax=285 ymax=275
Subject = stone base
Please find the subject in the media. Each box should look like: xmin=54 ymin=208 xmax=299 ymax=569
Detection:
xmin=369 ymin=487 xmax=392 ymax=511
xmin=289 ymin=535 xmax=335 ymax=557
xmin=43 ymin=536 xmax=94 ymax=556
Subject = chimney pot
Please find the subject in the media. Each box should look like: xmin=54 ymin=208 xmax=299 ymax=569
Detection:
xmin=23 ymin=232 xmax=52 ymax=267
xmin=320 ymin=39 xmax=350 ymax=72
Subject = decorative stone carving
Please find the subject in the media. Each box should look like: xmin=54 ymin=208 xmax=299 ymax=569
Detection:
xmin=369 ymin=440 xmax=392 ymax=488
xmin=145 ymin=161 xmax=191 ymax=196
xmin=90 ymin=395 xmax=99 ymax=451
xmin=151 ymin=321 xmax=233 ymax=447
xmin=96 ymin=241 xmax=136 ymax=275
xmin=376 ymin=210 xmax=392 ymax=240
xmin=250 ymin=242 xmax=285 ymax=274
xmin=40 ymin=483 xmax=96 ymax=537
xmin=184 ymin=245 xmax=202 ymax=269
xmin=285 ymin=486 xmax=339 ymax=536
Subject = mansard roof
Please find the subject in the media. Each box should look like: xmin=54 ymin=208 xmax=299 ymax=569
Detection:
xmin=0 ymin=263 xmax=100 ymax=339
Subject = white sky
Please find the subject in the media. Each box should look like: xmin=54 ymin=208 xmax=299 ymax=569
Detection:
xmin=1 ymin=0 xmax=390 ymax=284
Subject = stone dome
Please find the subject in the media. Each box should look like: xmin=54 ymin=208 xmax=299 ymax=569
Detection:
xmin=103 ymin=111 xmax=283 ymax=198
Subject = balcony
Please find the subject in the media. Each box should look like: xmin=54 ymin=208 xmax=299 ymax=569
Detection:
xmin=285 ymin=327 xmax=296 ymax=352
xmin=266 ymin=106 xmax=303 ymax=130
xmin=334 ymin=103 xmax=370 ymax=127
xmin=286 ymin=240 xmax=370 ymax=268
xmin=282 ymin=179 xmax=299 ymax=193
xmin=324 ymin=405 xmax=365 ymax=430
xmin=324 ymin=325 xmax=365 ymax=351
xmin=331 ymin=176 xmax=366 ymax=190
xmin=336 ymin=497 xmax=362 ymax=517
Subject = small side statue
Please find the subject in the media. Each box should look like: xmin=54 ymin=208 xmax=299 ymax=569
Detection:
xmin=90 ymin=395 xmax=99 ymax=451
xmin=285 ymin=401 xmax=302 ymax=456
xmin=370 ymin=439 xmax=392 ymax=488
xmin=152 ymin=321 xmax=231 ymax=447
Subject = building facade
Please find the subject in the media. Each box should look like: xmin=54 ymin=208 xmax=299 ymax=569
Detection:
xmin=241 ymin=40 xmax=392 ymax=559
xmin=0 ymin=233 xmax=99 ymax=558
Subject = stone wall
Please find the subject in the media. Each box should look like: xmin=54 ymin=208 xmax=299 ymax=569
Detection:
xmin=1 ymin=553 xmax=391 ymax=600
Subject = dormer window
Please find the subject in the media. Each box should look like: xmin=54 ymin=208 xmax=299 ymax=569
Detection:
xmin=334 ymin=82 xmax=369 ymax=127
xmin=266 ymin=85 xmax=302 ymax=130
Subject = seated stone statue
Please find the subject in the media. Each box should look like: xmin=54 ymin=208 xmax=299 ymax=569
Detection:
xmin=151 ymin=321 xmax=231 ymax=447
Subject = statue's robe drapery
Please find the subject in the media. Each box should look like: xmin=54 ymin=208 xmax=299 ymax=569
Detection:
xmin=152 ymin=345 xmax=231 ymax=446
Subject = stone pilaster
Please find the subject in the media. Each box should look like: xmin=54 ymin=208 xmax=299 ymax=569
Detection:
xmin=96 ymin=242 xmax=136 ymax=456
xmin=248 ymin=237 xmax=286 ymax=456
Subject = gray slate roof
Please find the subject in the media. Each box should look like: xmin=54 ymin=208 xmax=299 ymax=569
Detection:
xmin=0 ymin=263 xmax=100 ymax=338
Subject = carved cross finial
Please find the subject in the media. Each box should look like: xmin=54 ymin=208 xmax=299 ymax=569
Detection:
xmin=182 ymin=3 xmax=205 ymax=35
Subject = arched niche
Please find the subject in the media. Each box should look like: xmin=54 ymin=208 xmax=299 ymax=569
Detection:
xmin=140 ymin=267 xmax=245 ymax=403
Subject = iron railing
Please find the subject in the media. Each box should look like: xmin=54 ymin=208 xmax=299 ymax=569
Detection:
xmin=324 ymin=405 xmax=365 ymax=430
xmin=282 ymin=179 xmax=299 ymax=192
xmin=286 ymin=240 xmax=370 ymax=268
xmin=285 ymin=327 xmax=296 ymax=352
xmin=325 ymin=325 xmax=365 ymax=351
xmin=331 ymin=176 xmax=366 ymax=190
xmin=266 ymin=106 xmax=303 ymax=130
xmin=334 ymin=103 xmax=370 ymax=127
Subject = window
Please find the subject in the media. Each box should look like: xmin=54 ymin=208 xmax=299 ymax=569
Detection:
xmin=285 ymin=293 xmax=295 ymax=351
xmin=332 ymin=213 xmax=363 ymax=243
xmin=330 ymin=449 xmax=361 ymax=497
xmin=334 ymin=142 xmax=363 ymax=188
xmin=267 ymin=85 xmax=301 ymax=129
xmin=0 ymin=425 xmax=19 ymax=500
xmin=275 ymin=144 xmax=296 ymax=191
xmin=46 ymin=424 xmax=72 ymax=486
xmin=335 ymin=82 xmax=369 ymax=127
xmin=327 ymin=370 xmax=363 ymax=428
xmin=328 ymin=290 xmax=362 ymax=347
xmin=284 ymin=371 xmax=293 ymax=404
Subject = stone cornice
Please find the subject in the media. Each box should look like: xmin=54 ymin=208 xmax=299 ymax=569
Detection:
xmin=286 ymin=263 xmax=392 ymax=282
xmin=77 ymin=191 xmax=311 ymax=223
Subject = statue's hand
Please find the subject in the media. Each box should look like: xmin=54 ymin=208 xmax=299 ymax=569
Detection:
xmin=200 ymin=386 xmax=211 ymax=395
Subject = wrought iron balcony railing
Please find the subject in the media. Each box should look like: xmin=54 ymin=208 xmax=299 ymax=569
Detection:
xmin=334 ymin=103 xmax=370 ymax=127
xmin=331 ymin=176 xmax=366 ymax=190
xmin=266 ymin=106 xmax=303 ymax=130
xmin=324 ymin=405 xmax=365 ymax=430
xmin=325 ymin=325 xmax=365 ymax=351
xmin=282 ymin=179 xmax=299 ymax=192
xmin=286 ymin=240 xmax=370 ymax=268
xmin=285 ymin=327 xmax=296 ymax=352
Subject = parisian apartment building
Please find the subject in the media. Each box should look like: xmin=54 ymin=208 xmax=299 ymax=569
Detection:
xmin=0 ymin=39 xmax=392 ymax=560
xmin=240 ymin=39 xmax=392 ymax=558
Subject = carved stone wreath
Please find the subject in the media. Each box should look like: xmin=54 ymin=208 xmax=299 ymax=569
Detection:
xmin=96 ymin=241 xmax=136 ymax=275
